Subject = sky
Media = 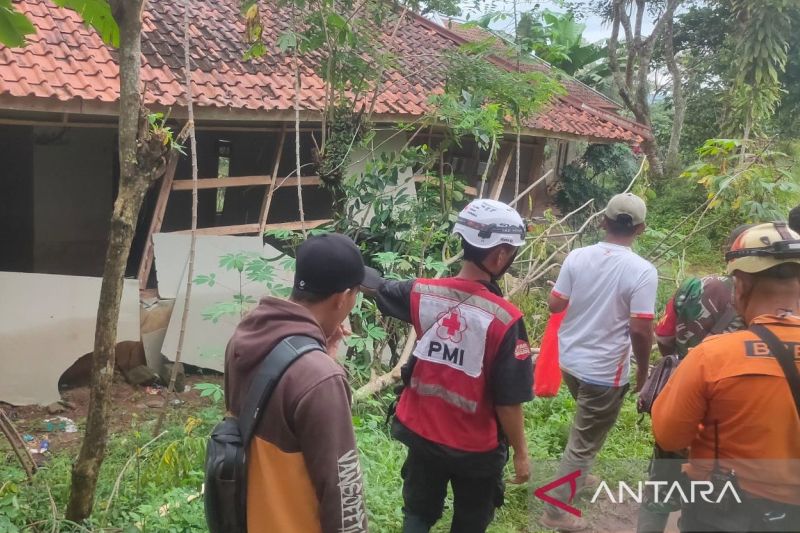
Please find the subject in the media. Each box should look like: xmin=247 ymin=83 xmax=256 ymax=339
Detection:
xmin=449 ymin=0 xmax=656 ymax=44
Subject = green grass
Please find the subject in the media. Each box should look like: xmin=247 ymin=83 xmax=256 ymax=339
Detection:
xmin=0 ymin=382 xmax=652 ymax=532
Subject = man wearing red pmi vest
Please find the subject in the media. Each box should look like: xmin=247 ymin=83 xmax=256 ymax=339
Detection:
xmin=541 ymin=193 xmax=658 ymax=532
xmin=371 ymin=199 xmax=534 ymax=533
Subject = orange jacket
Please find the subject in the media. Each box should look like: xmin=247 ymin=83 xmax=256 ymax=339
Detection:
xmin=652 ymin=315 xmax=800 ymax=505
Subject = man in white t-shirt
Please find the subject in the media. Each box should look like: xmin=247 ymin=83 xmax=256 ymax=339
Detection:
xmin=540 ymin=193 xmax=658 ymax=532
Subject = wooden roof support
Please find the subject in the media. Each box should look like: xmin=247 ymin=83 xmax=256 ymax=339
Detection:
xmin=137 ymin=153 xmax=180 ymax=290
xmin=509 ymin=169 xmax=553 ymax=208
xmin=489 ymin=142 xmax=514 ymax=200
xmin=259 ymin=128 xmax=287 ymax=234
xmin=170 ymin=174 xmax=321 ymax=191
xmin=168 ymin=219 xmax=331 ymax=236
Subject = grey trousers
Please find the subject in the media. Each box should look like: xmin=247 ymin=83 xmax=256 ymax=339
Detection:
xmin=546 ymin=371 xmax=629 ymax=515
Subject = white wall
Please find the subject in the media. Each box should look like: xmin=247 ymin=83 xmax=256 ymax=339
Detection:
xmin=346 ymin=129 xmax=416 ymax=225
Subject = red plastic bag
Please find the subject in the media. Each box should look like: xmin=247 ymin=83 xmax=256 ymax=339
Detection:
xmin=533 ymin=310 xmax=566 ymax=397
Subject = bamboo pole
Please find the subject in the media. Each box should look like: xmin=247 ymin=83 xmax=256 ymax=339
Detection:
xmin=258 ymin=128 xmax=287 ymax=234
xmin=293 ymin=7 xmax=307 ymax=238
xmin=0 ymin=408 xmax=36 ymax=480
xmin=154 ymin=0 xmax=198 ymax=436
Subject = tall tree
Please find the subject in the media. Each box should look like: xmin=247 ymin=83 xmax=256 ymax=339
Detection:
xmin=662 ymin=16 xmax=685 ymax=176
xmin=66 ymin=0 xmax=176 ymax=521
xmin=725 ymin=0 xmax=794 ymax=142
xmin=515 ymin=8 xmax=605 ymax=76
xmin=657 ymin=3 xmax=731 ymax=160
xmin=607 ymin=0 xmax=681 ymax=179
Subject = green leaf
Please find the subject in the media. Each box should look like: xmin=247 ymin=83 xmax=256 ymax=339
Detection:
xmin=326 ymin=12 xmax=347 ymax=31
xmin=219 ymin=252 xmax=250 ymax=272
xmin=243 ymin=40 xmax=266 ymax=61
xmin=277 ymin=32 xmax=297 ymax=52
xmin=0 ymin=1 xmax=36 ymax=47
xmin=193 ymin=273 xmax=216 ymax=287
xmin=52 ymin=0 xmax=118 ymax=47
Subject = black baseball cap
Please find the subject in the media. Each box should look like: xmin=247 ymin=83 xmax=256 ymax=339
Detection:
xmin=293 ymin=233 xmax=383 ymax=294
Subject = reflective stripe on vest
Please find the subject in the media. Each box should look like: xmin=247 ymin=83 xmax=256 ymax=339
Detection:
xmin=396 ymin=278 xmax=523 ymax=452
xmin=409 ymin=377 xmax=478 ymax=414
xmin=412 ymin=283 xmax=514 ymax=325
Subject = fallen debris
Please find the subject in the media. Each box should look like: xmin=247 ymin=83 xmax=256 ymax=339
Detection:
xmin=42 ymin=416 xmax=78 ymax=433
xmin=46 ymin=402 xmax=67 ymax=415
xmin=123 ymin=365 xmax=160 ymax=386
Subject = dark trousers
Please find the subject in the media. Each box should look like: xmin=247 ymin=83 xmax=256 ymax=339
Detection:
xmin=680 ymin=497 xmax=800 ymax=532
xmin=400 ymin=444 xmax=505 ymax=533
xmin=636 ymin=447 xmax=686 ymax=533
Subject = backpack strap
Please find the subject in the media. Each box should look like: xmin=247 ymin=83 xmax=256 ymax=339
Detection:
xmin=749 ymin=324 xmax=800 ymax=419
xmin=238 ymin=335 xmax=323 ymax=446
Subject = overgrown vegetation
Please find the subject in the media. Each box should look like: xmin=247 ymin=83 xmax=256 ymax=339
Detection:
xmin=3 ymin=0 xmax=800 ymax=530
xmin=0 ymin=382 xmax=652 ymax=532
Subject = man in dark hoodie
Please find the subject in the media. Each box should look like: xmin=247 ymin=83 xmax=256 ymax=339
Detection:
xmin=224 ymin=232 xmax=379 ymax=533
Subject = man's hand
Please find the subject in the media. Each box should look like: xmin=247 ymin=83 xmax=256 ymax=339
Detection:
xmin=326 ymin=324 xmax=351 ymax=356
xmin=509 ymin=451 xmax=531 ymax=484
xmin=635 ymin=364 xmax=650 ymax=393
xmin=360 ymin=284 xmax=378 ymax=299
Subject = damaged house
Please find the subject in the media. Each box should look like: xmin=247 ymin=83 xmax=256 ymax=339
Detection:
xmin=0 ymin=0 xmax=650 ymax=404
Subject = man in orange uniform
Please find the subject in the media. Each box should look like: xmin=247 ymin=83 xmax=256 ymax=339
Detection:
xmin=652 ymin=222 xmax=800 ymax=532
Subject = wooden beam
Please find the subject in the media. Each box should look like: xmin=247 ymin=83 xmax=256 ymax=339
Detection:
xmin=167 ymin=219 xmax=332 ymax=236
xmin=263 ymin=219 xmax=331 ymax=233
xmin=137 ymin=153 xmax=180 ymax=290
xmin=509 ymin=169 xmax=553 ymax=208
xmin=490 ymin=143 xmax=514 ymax=200
xmin=270 ymin=176 xmax=323 ymax=188
xmin=171 ymin=175 xmax=321 ymax=191
xmin=259 ymin=128 xmax=287 ymax=234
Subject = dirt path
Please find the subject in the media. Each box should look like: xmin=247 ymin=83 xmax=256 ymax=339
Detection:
xmin=1 ymin=375 xmax=223 ymax=460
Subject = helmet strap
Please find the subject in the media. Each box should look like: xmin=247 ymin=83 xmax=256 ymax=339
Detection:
xmin=477 ymin=248 xmax=518 ymax=282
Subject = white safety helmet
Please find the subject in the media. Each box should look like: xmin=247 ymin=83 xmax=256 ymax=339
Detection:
xmin=453 ymin=199 xmax=527 ymax=249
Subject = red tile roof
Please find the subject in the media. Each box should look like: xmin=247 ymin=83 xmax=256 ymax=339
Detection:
xmin=0 ymin=0 xmax=650 ymax=143
xmin=443 ymin=20 xmax=621 ymax=112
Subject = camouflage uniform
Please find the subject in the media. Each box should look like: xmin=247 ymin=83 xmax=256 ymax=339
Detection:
xmin=638 ymin=276 xmax=745 ymax=533
xmin=656 ymin=276 xmax=744 ymax=359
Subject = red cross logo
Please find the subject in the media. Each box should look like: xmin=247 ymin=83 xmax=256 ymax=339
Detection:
xmin=436 ymin=309 xmax=468 ymax=342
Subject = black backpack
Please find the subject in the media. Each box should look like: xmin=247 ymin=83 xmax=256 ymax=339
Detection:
xmin=204 ymin=335 xmax=322 ymax=533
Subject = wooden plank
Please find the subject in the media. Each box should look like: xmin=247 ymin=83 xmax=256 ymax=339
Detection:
xmin=509 ymin=169 xmax=553 ymax=208
xmin=171 ymin=175 xmax=321 ymax=191
xmin=270 ymin=176 xmax=323 ymax=188
xmin=263 ymin=219 xmax=331 ymax=233
xmin=137 ymin=153 xmax=180 ymax=290
xmin=167 ymin=219 xmax=332 ymax=236
xmin=259 ymin=129 xmax=287 ymax=234
xmin=169 ymin=224 xmax=261 ymax=236
xmin=172 ymin=175 xmax=267 ymax=190
xmin=489 ymin=143 xmax=514 ymax=200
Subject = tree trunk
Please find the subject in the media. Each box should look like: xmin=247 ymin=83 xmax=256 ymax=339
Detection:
xmin=640 ymin=137 xmax=663 ymax=179
xmin=664 ymin=18 xmax=686 ymax=177
xmin=608 ymin=0 xmax=681 ymax=182
xmin=67 ymin=0 xmax=163 ymax=521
